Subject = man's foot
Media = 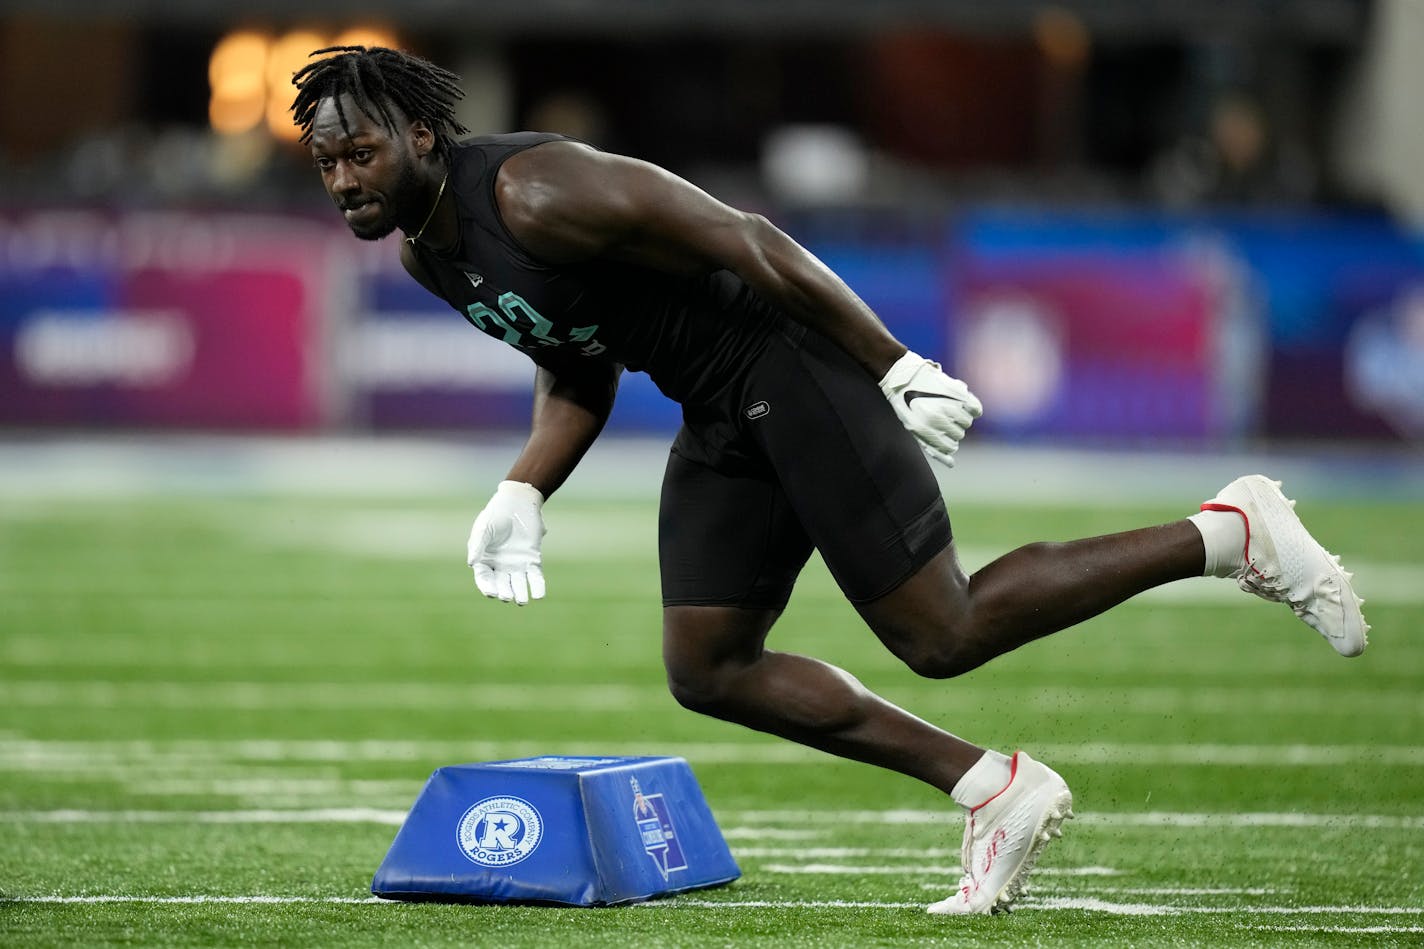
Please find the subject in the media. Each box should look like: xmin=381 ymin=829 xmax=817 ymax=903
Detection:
xmin=1202 ymin=475 xmax=1369 ymax=657
xmin=927 ymin=751 xmax=1072 ymax=916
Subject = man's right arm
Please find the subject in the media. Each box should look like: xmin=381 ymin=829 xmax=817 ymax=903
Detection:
xmin=465 ymin=354 xmax=620 ymax=605
xmin=397 ymin=242 xmax=622 ymax=602
xmin=508 ymin=353 xmax=621 ymax=500
xmin=399 ymin=237 xmax=620 ymax=496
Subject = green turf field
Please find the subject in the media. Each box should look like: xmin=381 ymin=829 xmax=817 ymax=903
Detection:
xmin=2 ymin=464 xmax=1422 ymax=946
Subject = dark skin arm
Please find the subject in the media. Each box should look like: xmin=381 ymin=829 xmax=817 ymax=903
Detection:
xmin=403 ymin=141 xmax=904 ymax=501
xmin=495 ymin=141 xmax=908 ymax=379
xmin=399 ymin=241 xmax=619 ymax=500
xmin=508 ymin=355 xmax=620 ymax=499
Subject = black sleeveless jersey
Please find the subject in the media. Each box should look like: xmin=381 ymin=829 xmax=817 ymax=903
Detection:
xmin=404 ymin=133 xmax=788 ymax=405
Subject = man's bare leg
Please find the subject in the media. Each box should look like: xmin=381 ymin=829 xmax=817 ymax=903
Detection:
xmin=662 ymin=520 xmax=1209 ymax=793
xmin=857 ymin=521 xmax=1207 ymax=678
xmin=662 ymin=605 xmax=985 ymax=795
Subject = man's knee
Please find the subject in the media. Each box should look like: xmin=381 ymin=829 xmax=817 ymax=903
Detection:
xmin=861 ymin=600 xmax=984 ymax=679
xmin=865 ymin=610 xmax=986 ymax=679
xmin=855 ymin=551 xmax=984 ymax=678
xmin=664 ymin=658 xmax=739 ymax=716
xmin=662 ymin=605 xmax=778 ymax=716
xmin=662 ymin=633 xmax=748 ymax=715
xmin=894 ymin=635 xmax=984 ymax=679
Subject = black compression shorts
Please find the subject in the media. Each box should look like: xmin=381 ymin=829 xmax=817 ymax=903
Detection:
xmin=658 ymin=322 xmax=952 ymax=609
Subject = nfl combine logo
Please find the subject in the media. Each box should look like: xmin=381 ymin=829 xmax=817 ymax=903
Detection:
xmin=456 ymin=796 xmax=544 ymax=867
xmin=631 ymin=777 xmax=688 ymax=880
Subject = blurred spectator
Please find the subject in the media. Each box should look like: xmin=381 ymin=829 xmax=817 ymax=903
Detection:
xmin=1150 ymin=90 xmax=1317 ymax=207
xmin=524 ymin=90 xmax=609 ymax=147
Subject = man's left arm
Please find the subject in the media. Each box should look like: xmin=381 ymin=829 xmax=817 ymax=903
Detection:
xmin=496 ymin=143 xmax=981 ymax=467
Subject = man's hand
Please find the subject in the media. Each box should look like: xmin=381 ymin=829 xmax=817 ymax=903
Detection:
xmin=467 ymin=481 xmax=547 ymax=605
xmin=878 ymin=351 xmax=984 ymax=468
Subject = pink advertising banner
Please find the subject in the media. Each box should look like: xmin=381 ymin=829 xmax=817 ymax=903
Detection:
xmin=0 ymin=212 xmax=332 ymax=430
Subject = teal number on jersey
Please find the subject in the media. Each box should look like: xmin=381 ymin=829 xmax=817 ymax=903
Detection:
xmin=464 ymin=302 xmax=520 ymax=345
xmin=465 ymin=292 xmax=603 ymax=353
xmin=498 ymin=293 xmax=558 ymax=345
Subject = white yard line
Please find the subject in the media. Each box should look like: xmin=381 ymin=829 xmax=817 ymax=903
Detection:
xmin=637 ymin=898 xmax=1424 ymax=917
xmin=6 ymin=738 xmax=1420 ymax=770
xmin=0 ymin=808 xmax=409 ymax=825
xmin=16 ymin=767 xmax=1424 ymax=814
xmin=1018 ymin=898 xmax=1424 ymax=916
xmin=637 ymin=899 xmax=928 ymax=910
xmin=3 ymin=681 xmax=1419 ymax=715
xmin=130 ymin=779 xmax=417 ymax=799
xmin=1033 ymin=743 xmax=1424 ymax=766
xmin=0 ymin=895 xmax=388 ymax=905
xmin=4 ymin=893 xmax=1420 ymax=922
xmin=764 ymin=863 xmax=959 ymax=876
xmin=763 ymin=864 xmax=1125 ymax=877
xmin=721 ymin=828 xmax=824 ymax=840
xmin=0 ymin=738 xmax=822 ymax=767
xmin=3 ymin=808 xmax=1421 ymax=832
xmin=1097 ymin=887 xmax=1277 ymax=896
xmin=728 ymin=809 xmax=1424 ymax=829
xmin=737 ymin=847 xmax=963 ymax=858
xmin=0 ymin=681 xmax=673 ymax=712
xmin=4 ymin=437 xmax=1421 ymax=504
xmin=1249 ymin=925 xmax=1424 ymax=934
xmin=917 ymin=884 xmax=1277 ymax=895
xmin=1074 ymin=812 xmax=1424 ymax=829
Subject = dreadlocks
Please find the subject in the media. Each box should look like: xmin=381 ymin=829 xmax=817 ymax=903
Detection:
xmin=290 ymin=46 xmax=469 ymax=157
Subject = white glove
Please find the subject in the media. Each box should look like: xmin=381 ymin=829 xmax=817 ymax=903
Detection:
xmin=466 ymin=480 xmax=547 ymax=605
xmin=878 ymin=350 xmax=983 ymax=468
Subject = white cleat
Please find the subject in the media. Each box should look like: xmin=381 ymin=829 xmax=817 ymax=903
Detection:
xmin=927 ymin=752 xmax=1073 ymax=916
xmin=1202 ymin=475 xmax=1369 ymax=657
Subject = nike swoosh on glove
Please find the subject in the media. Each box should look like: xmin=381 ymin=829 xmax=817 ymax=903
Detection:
xmin=878 ymin=350 xmax=984 ymax=468
xmin=467 ymin=480 xmax=547 ymax=605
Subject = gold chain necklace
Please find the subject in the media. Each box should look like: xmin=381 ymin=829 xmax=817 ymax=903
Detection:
xmin=405 ymin=171 xmax=449 ymax=245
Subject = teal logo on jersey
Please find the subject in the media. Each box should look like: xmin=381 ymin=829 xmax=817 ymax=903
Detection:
xmin=464 ymin=291 xmax=604 ymax=356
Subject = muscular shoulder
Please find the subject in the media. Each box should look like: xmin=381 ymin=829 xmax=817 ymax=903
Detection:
xmin=494 ymin=140 xmax=751 ymax=277
xmin=496 ymin=140 xmax=602 ymax=212
xmin=495 ymin=140 xmax=618 ymax=264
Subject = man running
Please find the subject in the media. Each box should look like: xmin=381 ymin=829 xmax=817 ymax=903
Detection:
xmin=291 ymin=46 xmax=1368 ymax=915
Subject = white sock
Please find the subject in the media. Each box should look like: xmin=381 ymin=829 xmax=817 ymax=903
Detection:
xmin=1187 ymin=508 xmax=1248 ymax=578
xmin=950 ymin=750 xmax=1014 ymax=810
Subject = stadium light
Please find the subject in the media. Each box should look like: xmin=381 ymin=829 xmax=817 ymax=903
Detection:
xmin=208 ymin=31 xmax=269 ymax=135
xmin=208 ymin=26 xmax=400 ymax=141
xmin=265 ymin=30 xmax=328 ymax=141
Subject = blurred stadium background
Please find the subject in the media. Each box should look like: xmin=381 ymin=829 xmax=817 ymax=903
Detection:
xmin=2 ymin=2 xmax=1423 ymax=945
xmin=2 ymin=0 xmax=1423 ymax=445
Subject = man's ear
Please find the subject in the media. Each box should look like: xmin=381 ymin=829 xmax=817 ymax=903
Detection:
xmin=408 ymin=119 xmax=436 ymax=159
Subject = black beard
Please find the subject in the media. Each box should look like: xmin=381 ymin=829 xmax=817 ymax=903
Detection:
xmin=347 ymin=157 xmax=426 ymax=241
xmin=349 ymin=216 xmax=395 ymax=241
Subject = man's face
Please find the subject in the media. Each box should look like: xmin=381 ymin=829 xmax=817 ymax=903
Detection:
xmin=308 ymin=95 xmax=425 ymax=241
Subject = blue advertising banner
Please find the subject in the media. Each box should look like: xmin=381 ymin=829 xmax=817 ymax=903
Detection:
xmin=2 ymin=207 xmax=1418 ymax=443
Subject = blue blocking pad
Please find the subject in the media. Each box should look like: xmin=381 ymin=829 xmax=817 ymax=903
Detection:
xmin=371 ymin=755 xmax=740 ymax=906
